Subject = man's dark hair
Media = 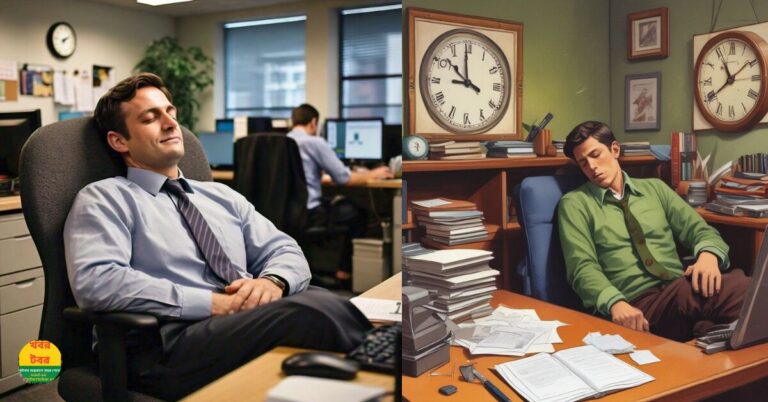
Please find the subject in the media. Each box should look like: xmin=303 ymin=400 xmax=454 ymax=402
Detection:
xmin=563 ymin=121 xmax=616 ymax=159
xmin=93 ymin=72 xmax=172 ymax=139
xmin=291 ymin=103 xmax=319 ymax=127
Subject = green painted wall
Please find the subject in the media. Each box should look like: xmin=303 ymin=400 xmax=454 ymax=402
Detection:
xmin=611 ymin=0 xmax=768 ymax=171
xmin=403 ymin=0 xmax=611 ymax=138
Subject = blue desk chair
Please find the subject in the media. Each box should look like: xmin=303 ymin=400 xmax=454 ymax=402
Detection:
xmin=513 ymin=175 xmax=586 ymax=310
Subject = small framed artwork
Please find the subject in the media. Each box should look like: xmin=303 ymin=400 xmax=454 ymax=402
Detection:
xmin=625 ymin=72 xmax=661 ymax=131
xmin=627 ymin=7 xmax=669 ymax=60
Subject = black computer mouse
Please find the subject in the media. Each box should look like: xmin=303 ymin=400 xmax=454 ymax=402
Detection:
xmin=281 ymin=352 xmax=359 ymax=380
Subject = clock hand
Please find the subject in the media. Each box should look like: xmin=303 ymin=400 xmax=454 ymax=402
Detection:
xmin=721 ymin=58 xmax=732 ymax=79
xmin=464 ymin=48 xmax=469 ymax=82
xmin=730 ymin=62 xmax=752 ymax=79
xmin=466 ymin=80 xmax=481 ymax=94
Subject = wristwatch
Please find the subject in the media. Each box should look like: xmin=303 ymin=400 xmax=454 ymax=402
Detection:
xmin=261 ymin=274 xmax=288 ymax=296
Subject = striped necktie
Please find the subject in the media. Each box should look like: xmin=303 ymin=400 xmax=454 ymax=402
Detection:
xmin=605 ymin=192 xmax=672 ymax=281
xmin=163 ymin=179 xmax=242 ymax=285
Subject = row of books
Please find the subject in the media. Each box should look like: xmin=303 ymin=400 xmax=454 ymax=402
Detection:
xmin=671 ymin=131 xmax=698 ymax=189
xmin=429 ymin=141 xmax=485 ymax=160
xmin=738 ymin=153 xmax=768 ymax=174
xmin=411 ymin=198 xmax=488 ymax=246
xmin=620 ymin=141 xmax=652 ymax=156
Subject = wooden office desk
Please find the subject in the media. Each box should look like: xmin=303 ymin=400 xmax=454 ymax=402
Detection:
xmin=184 ymin=273 xmax=401 ymax=402
xmin=0 ymin=195 xmax=21 ymax=212
xmin=403 ymin=290 xmax=768 ymax=402
xmin=697 ymin=207 xmax=768 ymax=272
xmin=211 ymin=169 xmax=402 ymax=189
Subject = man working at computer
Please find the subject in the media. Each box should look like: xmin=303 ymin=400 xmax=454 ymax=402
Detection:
xmin=558 ymin=121 xmax=750 ymax=342
xmin=63 ymin=74 xmax=371 ymax=400
xmin=287 ymin=104 xmax=392 ymax=286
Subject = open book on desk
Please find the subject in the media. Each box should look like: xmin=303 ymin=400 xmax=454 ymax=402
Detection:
xmin=495 ymin=345 xmax=654 ymax=402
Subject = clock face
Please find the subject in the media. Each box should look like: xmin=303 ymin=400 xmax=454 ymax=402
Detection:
xmin=694 ymin=31 xmax=768 ymax=131
xmin=419 ymin=29 xmax=511 ymax=135
xmin=47 ymin=23 xmax=76 ymax=58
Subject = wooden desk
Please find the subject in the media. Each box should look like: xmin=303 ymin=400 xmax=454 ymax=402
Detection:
xmin=403 ymin=290 xmax=768 ymax=402
xmin=0 ymin=195 xmax=21 ymax=212
xmin=697 ymin=207 xmax=768 ymax=272
xmin=183 ymin=274 xmax=401 ymax=402
xmin=211 ymin=169 xmax=402 ymax=189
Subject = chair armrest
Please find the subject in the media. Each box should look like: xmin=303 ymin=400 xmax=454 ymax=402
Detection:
xmin=63 ymin=306 xmax=158 ymax=329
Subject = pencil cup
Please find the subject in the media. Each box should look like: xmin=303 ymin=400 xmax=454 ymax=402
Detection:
xmin=534 ymin=129 xmax=552 ymax=157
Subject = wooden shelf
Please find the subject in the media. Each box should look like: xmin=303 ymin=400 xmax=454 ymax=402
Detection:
xmin=0 ymin=196 xmax=21 ymax=212
xmin=504 ymin=216 xmax=521 ymax=231
xmin=403 ymin=155 xmax=660 ymax=173
xmin=403 ymin=222 xmax=416 ymax=230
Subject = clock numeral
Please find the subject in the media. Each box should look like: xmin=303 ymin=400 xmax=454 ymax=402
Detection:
xmin=492 ymin=83 xmax=502 ymax=92
xmin=465 ymin=42 xmax=472 ymax=54
xmin=479 ymin=109 xmax=486 ymax=121
xmin=463 ymin=113 xmax=470 ymax=125
xmin=489 ymin=66 xmax=499 ymax=74
xmin=704 ymin=62 xmax=715 ymax=69
xmin=716 ymin=102 xmax=723 ymax=116
xmin=748 ymin=59 xmax=758 ymax=67
xmin=715 ymin=47 xmax=725 ymax=60
xmin=700 ymin=77 xmax=712 ymax=86
xmin=482 ymin=50 xmax=485 ymax=61
xmin=706 ymin=90 xmax=717 ymax=102
xmin=433 ymin=56 xmax=439 ymax=64
xmin=743 ymin=102 xmax=748 ymax=113
xmin=748 ymin=89 xmax=759 ymax=100
xmin=431 ymin=77 xmax=441 ymax=84
xmin=435 ymin=91 xmax=445 ymax=105
xmin=488 ymin=100 xmax=497 ymax=110
xmin=729 ymin=41 xmax=736 ymax=55
xmin=752 ymin=74 xmax=762 ymax=81
xmin=729 ymin=105 xmax=735 ymax=118
xmin=448 ymin=106 xmax=456 ymax=120
xmin=450 ymin=44 xmax=457 ymax=57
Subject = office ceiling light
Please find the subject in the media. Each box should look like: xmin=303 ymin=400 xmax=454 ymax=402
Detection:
xmin=137 ymin=0 xmax=194 ymax=6
xmin=224 ymin=16 xmax=306 ymax=29
xmin=342 ymin=4 xmax=402 ymax=15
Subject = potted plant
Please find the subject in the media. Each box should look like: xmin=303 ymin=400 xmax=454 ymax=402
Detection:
xmin=135 ymin=36 xmax=213 ymax=131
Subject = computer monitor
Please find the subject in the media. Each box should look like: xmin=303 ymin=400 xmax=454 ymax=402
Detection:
xmin=215 ymin=118 xmax=235 ymax=133
xmin=198 ymin=131 xmax=234 ymax=169
xmin=0 ymin=110 xmax=42 ymax=178
xmin=324 ymin=118 xmax=384 ymax=164
xmin=729 ymin=225 xmax=768 ymax=349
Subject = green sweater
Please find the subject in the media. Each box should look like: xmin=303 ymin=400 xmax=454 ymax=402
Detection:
xmin=557 ymin=172 xmax=729 ymax=316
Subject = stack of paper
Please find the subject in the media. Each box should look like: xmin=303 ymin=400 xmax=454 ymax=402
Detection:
xmin=411 ymin=198 xmax=488 ymax=246
xmin=404 ymin=248 xmax=498 ymax=321
xmin=402 ymin=286 xmax=451 ymax=377
xmin=429 ymin=140 xmax=486 ymax=160
xmin=454 ymin=306 xmax=567 ymax=355
xmin=620 ymin=141 xmax=652 ymax=156
xmin=485 ymin=140 xmax=535 ymax=159
xmin=582 ymin=332 xmax=635 ymax=354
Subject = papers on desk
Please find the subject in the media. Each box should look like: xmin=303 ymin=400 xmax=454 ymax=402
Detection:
xmin=453 ymin=306 xmax=567 ymax=356
xmin=266 ymin=376 xmax=387 ymax=402
xmin=629 ymin=350 xmax=661 ymax=365
xmin=495 ymin=345 xmax=655 ymax=402
xmin=349 ymin=297 xmax=401 ymax=323
xmin=583 ymin=332 xmax=635 ymax=354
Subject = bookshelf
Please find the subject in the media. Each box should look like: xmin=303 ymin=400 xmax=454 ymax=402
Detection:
xmin=403 ymin=155 xmax=669 ymax=291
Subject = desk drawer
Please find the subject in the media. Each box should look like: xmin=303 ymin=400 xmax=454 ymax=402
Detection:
xmin=1 ymin=304 xmax=42 ymax=378
xmin=0 ymin=269 xmax=44 ymax=315
xmin=0 ymin=236 xmax=41 ymax=276
xmin=0 ymin=214 xmax=28 ymax=241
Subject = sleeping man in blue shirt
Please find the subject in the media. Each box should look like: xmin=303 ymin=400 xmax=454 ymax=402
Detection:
xmin=287 ymin=104 xmax=392 ymax=285
xmin=63 ymin=73 xmax=371 ymax=400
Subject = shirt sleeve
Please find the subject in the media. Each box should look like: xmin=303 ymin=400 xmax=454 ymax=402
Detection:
xmin=64 ymin=186 xmax=212 ymax=320
xmin=312 ymin=138 xmax=351 ymax=185
xmin=654 ymin=179 xmax=730 ymax=270
xmin=234 ymin=190 xmax=311 ymax=295
xmin=558 ymin=194 xmax=627 ymax=316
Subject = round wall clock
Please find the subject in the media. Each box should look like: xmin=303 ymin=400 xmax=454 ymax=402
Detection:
xmin=47 ymin=22 xmax=77 ymax=59
xmin=693 ymin=30 xmax=768 ymax=132
xmin=419 ymin=29 xmax=511 ymax=135
xmin=403 ymin=135 xmax=429 ymax=160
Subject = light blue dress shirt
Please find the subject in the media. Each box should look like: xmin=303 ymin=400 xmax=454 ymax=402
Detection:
xmin=64 ymin=167 xmax=310 ymax=321
xmin=287 ymin=127 xmax=351 ymax=209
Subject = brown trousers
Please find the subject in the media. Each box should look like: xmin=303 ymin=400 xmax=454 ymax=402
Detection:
xmin=630 ymin=269 xmax=750 ymax=341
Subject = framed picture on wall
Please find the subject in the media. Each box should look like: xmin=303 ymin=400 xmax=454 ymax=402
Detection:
xmin=625 ymin=72 xmax=661 ymax=131
xmin=627 ymin=7 xmax=669 ymax=60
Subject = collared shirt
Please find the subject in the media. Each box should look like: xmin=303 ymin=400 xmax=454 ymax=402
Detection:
xmin=557 ymin=172 xmax=729 ymax=316
xmin=64 ymin=167 xmax=310 ymax=321
xmin=287 ymin=127 xmax=351 ymax=209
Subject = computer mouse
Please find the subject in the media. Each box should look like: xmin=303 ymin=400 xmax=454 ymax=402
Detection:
xmin=281 ymin=352 xmax=359 ymax=380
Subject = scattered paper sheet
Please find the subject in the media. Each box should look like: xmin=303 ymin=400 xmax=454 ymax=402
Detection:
xmin=629 ymin=350 xmax=660 ymax=365
xmin=412 ymin=198 xmax=452 ymax=208
xmin=583 ymin=332 xmax=635 ymax=354
xmin=349 ymin=297 xmax=401 ymax=322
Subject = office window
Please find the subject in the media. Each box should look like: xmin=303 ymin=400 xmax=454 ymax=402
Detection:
xmin=340 ymin=4 xmax=402 ymax=124
xmin=224 ymin=16 xmax=306 ymax=118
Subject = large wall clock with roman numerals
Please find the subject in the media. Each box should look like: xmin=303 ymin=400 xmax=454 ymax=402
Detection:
xmin=694 ymin=30 xmax=768 ymax=132
xmin=408 ymin=8 xmax=523 ymax=140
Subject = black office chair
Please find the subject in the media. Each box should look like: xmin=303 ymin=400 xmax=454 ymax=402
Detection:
xmin=19 ymin=117 xmax=212 ymax=402
xmin=233 ymin=133 xmax=348 ymax=278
